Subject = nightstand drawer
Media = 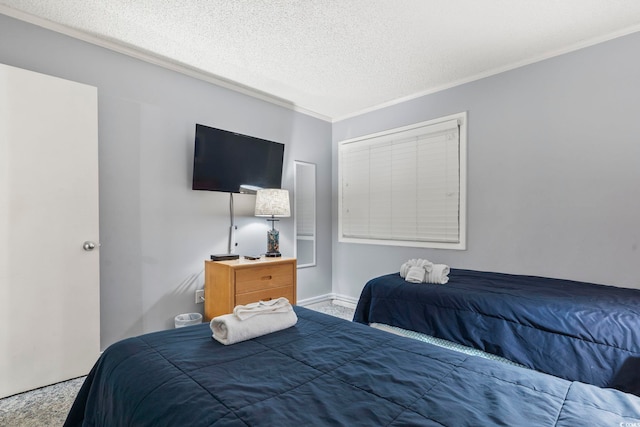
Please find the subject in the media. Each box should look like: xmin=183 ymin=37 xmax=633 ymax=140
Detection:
xmin=235 ymin=286 xmax=295 ymax=306
xmin=204 ymin=257 xmax=296 ymax=320
xmin=235 ymin=264 xmax=294 ymax=294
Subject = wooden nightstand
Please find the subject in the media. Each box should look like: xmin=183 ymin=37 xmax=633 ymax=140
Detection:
xmin=204 ymin=257 xmax=297 ymax=320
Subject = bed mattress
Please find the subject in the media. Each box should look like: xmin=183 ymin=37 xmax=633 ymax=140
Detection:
xmin=65 ymin=306 xmax=640 ymax=426
xmin=353 ymin=269 xmax=640 ymax=395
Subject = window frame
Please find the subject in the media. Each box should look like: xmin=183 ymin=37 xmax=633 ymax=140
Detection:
xmin=338 ymin=112 xmax=467 ymax=250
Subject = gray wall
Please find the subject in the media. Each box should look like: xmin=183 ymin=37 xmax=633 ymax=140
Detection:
xmin=333 ymin=31 xmax=640 ymax=299
xmin=0 ymin=14 xmax=332 ymax=349
xmin=4 ymin=12 xmax=639 ymax=348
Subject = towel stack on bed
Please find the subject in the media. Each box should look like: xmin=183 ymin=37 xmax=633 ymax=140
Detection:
xmin=400 ymin=258 xmax=450 ymax=284
xmin=210 ymin=297 xmax=297 ymax=345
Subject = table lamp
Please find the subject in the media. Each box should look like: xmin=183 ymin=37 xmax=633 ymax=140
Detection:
xmin=254 ymin=189 xmax=290 ymax=257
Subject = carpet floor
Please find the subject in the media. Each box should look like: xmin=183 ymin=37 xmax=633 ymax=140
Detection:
xmin=0 ymin=376 xmax=85 ymax=427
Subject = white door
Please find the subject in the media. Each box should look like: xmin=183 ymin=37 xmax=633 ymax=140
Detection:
xmin=0 ymin=63 xmax=100 ymax=398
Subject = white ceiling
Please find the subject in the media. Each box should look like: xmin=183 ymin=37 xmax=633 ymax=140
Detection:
xmin=2 ymin=1 xmax=640 ymax=121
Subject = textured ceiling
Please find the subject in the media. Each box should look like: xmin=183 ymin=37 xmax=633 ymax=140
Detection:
xmin=2 ymin=1 xmax=640 ymax=120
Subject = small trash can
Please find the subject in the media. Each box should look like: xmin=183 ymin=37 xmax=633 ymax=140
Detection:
xmin=174 ymin=313 xmax=203 ymax=328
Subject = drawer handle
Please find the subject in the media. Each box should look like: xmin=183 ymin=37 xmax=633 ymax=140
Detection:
xmin=263 ymin=297 xmax=273 ymax=301
xmin=261 ymin=275 xmax=272 ymax=280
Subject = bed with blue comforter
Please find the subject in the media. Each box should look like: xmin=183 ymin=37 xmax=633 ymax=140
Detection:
xmin=65 ymin=306 xmax=640 ymax=426
xmin=353 ymin=269 xmax=640 ymax=395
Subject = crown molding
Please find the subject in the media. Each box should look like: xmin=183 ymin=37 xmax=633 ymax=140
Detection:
xmin=0 ymin=6 xmax=332 ymax=122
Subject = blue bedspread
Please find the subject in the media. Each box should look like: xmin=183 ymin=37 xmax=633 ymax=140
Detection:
xmin=353 ymin=269 xmax=640 ymax=395
xmin=65 ymin=306 xmax=640 ymax=426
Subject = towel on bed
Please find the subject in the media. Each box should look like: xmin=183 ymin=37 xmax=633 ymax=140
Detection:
xmin=405 ymin=266 xmax=427 ymax=283
xmin=210 ymin=298 xmax=298 ymax=345
xmin=426 ymin=263 xmax=450 ymax=284
xmin=400 ymin=259 xmax=450 ymax=284
xmin=400 ymin=259 xmax=433 ymax=278
xmin=233 ymin=297 xmax=292 ymax=320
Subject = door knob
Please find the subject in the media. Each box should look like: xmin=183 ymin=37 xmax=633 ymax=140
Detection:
xmin=83 ymin=241 xmax=97 ymax=251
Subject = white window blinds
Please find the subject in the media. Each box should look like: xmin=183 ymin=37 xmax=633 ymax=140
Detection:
xmin=339 ymin=113 xmax=466 ymax=249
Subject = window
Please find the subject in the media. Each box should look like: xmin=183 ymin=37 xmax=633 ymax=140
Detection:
xmin=338 ymin=112 xmax=466 ymax=249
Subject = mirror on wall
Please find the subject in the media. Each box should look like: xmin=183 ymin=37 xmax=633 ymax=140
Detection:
xmin=294 ymin=161 xmax=316 ymax=268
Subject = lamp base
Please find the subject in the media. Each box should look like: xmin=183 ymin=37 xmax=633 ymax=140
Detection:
xmin=264 ymin=252 xmax=282 ymax=258
xmin=266 ymin=228 xmax=281 ymax=258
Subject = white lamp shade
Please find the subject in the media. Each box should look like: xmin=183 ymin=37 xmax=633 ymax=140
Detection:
xmin=255 ymin=189 xmax=290 ymax=217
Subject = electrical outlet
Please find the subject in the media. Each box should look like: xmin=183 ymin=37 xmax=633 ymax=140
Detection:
xmin=195 ymin=289 xmax=204 ymax=304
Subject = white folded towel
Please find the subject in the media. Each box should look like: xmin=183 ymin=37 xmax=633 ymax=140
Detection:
xmin=405 ymin=266 xmax=426 ymax=283
xmin=210 ymin=298 xmax=297 ymax=345
xmin=400 ymin=258 xmax=450 ymax=284
xmin=233 ymin=297 xmax=292 ymax=320
xmin=400 ymin=258 xmax=433 ymax=278
xmin=426 ymin=264 xmax=450 ymax=284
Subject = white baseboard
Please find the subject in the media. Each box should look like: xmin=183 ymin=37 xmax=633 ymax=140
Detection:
xmin=296 ymin=294 xmax=332 ymax=308
xmin=297 ymin=293 xmax=358 ymax=309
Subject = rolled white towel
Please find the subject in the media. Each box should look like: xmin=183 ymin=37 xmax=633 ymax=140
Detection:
xmin=418 ymin=259 xmax=434 ymax=272
xmin=400 ymin=262 xmax=410 ymax=278
xmin=405 ymin=266 xmax=426 ymax=283
xmin=426 ymin=264 xmax=450 ymax=284
xmin=211 ymin=299 xmax=298 ymax=345
xmin=400 ymin=263 xmax=409 ymax=278
xmin=400 ymin=258 xmax=433 ymax=278
xmin=400 ymin=258 xmax=418 ymax=277
xmin=233 ymin=297 xmax=291 ymax=320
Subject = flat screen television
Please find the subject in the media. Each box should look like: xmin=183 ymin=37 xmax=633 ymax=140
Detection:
xmin=192 ymin=124 xmax=284 ymax=193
